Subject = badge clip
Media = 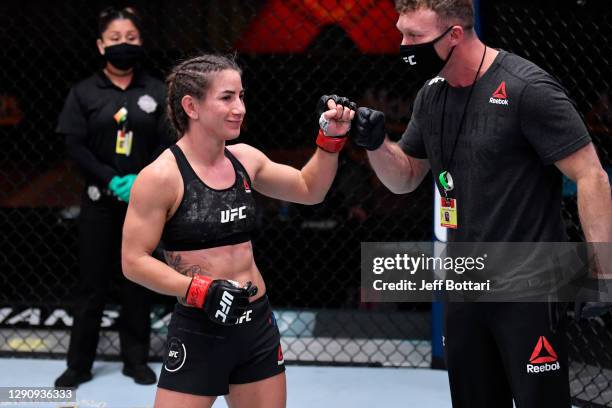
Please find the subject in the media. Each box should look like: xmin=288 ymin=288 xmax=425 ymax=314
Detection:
xmin=438 ymin=171 xmax=454 ymax=193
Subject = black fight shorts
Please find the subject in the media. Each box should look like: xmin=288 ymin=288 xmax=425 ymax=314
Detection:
xmin=157 ymin=295 xmax=285 ymax=396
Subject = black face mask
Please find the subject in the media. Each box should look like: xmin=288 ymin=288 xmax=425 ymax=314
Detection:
xmin=400 ymin=26 xmax=455 ymax=78
xmin=103 ymin=43 xmax=144 ymax=70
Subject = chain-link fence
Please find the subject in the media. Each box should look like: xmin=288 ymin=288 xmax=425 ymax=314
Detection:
xmin=0 ymin=0 xmax=611 ymax=406
xmin=0 ymin=0 xmax=433 ymax=369
xmin=482 ymin=1 xmax=612 ymax=405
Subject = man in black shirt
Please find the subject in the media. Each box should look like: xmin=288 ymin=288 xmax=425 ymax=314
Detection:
xmin=352 ymin=0 xmax=612 ymax=406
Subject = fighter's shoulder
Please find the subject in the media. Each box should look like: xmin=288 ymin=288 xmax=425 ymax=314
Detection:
xmin=137 ymin=148 xmax=181 ymax=193
xmin=226 ymin=143 xmax=265 ymax=179
xmin=227 ymin=143 xmax=261 ymax=156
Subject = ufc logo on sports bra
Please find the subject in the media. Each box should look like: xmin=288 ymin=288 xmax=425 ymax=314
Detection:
xmin=221 ymin=206 xmax=247 ymax=223
xmin=215 ymin=291 xmax=234 ymax=323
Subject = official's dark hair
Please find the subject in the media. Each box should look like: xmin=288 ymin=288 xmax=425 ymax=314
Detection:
xmin=395 ymin=0 xmax=474 ymax=29
xmin=98 ymin=6 xmax=143 ymax=37
xmin=166 ymin=54 xmax=242 ymax=137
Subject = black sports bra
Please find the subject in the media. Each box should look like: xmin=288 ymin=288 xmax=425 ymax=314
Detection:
xmin=161 ymin=145 xmax=256 ymax=251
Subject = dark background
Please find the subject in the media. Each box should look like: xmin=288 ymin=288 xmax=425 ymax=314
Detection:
xmin=1 ymin=1 xmax=611 ymax=405
xmin=2 ymin=0 xmax=610 ymax=308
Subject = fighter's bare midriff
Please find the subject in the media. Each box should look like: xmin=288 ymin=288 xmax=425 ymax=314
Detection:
xmin=163 ymin=240 xmax=266 ymax=306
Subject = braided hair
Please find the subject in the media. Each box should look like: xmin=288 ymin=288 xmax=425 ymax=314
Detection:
xmin=166 ymin=54 xmax=242 ymax=137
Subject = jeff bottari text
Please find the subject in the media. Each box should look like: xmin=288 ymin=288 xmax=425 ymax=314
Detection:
xmin=371 ymin=254 xmax=491 ymax=292
xmin=372 ymin=279 xmax=491 ymax=291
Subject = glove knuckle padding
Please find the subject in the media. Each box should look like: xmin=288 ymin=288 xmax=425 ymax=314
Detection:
xmin=372 ymin=110 xmax=384 ymax=124
xmin=354 ymin=107 xmax=385 ymax=150
xmin=337 ymin=96 xmax=349 ymax=107
xmin=316 ymin=94 xmax=334 ymax=117
xmin=356 ymin=109 xmax=369 ymax=132
xmin=357 ymin=107 xmax=369 ymax=121
xmin=318 ymin=94 xmax=358 ymax=117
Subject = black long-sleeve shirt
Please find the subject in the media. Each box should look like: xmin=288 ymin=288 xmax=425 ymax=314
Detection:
xmin=57 ymin=70 xmax=173 ymax=186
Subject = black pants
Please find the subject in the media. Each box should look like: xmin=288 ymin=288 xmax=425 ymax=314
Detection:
xmin=67 ymin=191 xmax=151 ymax=371
xmin=445 ymin=302 xmax=571 ymax=408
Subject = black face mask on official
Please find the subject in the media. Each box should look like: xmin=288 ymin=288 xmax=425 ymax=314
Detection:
xmin=400 ymin=26 xmax=455 ymax=77
xmin=103 ymin=43 xmax=144 ymax=70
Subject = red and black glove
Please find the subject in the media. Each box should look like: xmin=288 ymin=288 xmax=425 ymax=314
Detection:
xmin=185 ymin=275 xmax=258 ymax=325
xmin=315 ymin=94 xmax=357 ymax=153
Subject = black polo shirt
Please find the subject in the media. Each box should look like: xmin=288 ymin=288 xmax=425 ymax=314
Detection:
xmin=57 ymin=69 xmax=172 ymax=186
xmin=399 ymin=50 xmax=591 ymax=242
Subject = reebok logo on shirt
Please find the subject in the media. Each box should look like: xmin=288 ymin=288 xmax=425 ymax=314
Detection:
xmin=526 ymin=336 xmax=560 ymax=374
xmin=489 ymin=81 xmax=509 ymax=105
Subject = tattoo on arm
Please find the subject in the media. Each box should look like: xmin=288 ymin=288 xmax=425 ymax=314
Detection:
xmin=164 ymin=251 xmax=210 ymax=278
xmin=164 ymin=251 xmax=212 ymax=303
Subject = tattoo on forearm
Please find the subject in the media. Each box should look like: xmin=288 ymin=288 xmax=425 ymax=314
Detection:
xmin=164 ymin=251 xmax=212 ymax=304
xmin=164 ymin=251 xmax=211 ymax=278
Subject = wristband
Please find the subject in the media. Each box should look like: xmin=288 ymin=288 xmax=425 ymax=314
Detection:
xmin=185 ymin=275 xmax=212 ymax=308
xmin=316 ymin=129 xmax=347 ymax=153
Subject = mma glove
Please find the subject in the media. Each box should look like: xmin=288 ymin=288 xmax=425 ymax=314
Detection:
xmin=354 ymin=107 xmax=386 ymax=151
xmin=185 ymin=275 xmax=258 ymax=326
xmin=316 ymin=94 xmax=357 ymax=153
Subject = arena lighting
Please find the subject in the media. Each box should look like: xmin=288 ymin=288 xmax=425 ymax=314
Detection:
xmin=235 ymin=0 xmax=401 ymax=53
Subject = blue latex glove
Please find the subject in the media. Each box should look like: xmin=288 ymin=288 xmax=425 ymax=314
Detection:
xmin=114 ymin=174 xmax=137 ymax=202
xmin=108 ymin=175 xmax=128 ymax=196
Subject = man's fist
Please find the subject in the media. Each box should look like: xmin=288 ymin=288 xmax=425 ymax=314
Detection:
xmin=354 ymin=107 xmax=386 ymax=151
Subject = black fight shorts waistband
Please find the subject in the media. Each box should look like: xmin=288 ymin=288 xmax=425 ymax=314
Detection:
xmin=173 ymin=294 xmax=271 ymax=328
